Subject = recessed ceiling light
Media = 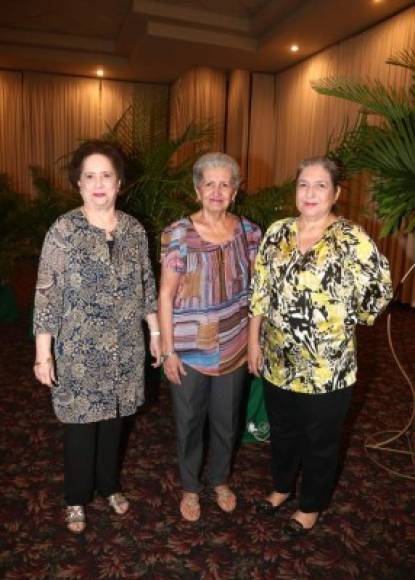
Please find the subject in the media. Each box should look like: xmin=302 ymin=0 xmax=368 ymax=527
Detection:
xmin=290 ymin=44 xmax=299 ymax=53
xmin=96 ymin=68 xmax=104 ymax=77
xmin=373 ymin=0 xmax=384 ymax=4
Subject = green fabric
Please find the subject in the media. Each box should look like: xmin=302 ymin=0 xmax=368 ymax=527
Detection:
xmin=242 ymin=377 xmax=270 ymax=443
xmin=0 ymin=284 xmax=19 ymax=322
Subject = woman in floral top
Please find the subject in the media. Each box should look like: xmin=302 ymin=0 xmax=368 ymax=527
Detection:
xmin=248 ymin=156 xmax=392 ymax=537
xmin=33 ymin=140 xmax=161 ymax=533
xmin=159 ymin=153 xmax=261 ymax=522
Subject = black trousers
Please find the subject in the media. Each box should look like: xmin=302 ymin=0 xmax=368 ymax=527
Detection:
xmin=264 ymin=380 xmax=353 ymax=513
xmin=170 ymin=364 xmax=247 ymax=493
xmin=63 ymin=416 xmax=123 ymax=506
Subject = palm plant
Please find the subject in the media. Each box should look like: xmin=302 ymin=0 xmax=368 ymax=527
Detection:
xmin=103 ymin=99 xmax=296 ymax=258
xmin=102 ymin=101 xmax=215 ymax=262
xmin=313 ymin=49 xmax=415 ymax=480
xmin=0 ymin=174 xmax=31 ymax=284
xmin=312 ymin=48 xmax=415 ymax=236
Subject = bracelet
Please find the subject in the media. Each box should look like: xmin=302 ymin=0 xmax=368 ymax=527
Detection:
xmin=161 ymin=351 xmax=176 ymax=362
xmin=150 ymin=331 xmax=161 ymax=336
xmin=34 ymin=357 xmax=52 ymax=366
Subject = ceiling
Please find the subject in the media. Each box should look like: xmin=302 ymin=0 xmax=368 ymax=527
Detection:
xmin=0 ymin=0 xmax=413 ymax=83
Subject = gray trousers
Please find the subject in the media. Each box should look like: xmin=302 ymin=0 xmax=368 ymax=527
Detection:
xmin=170 ymin=363 xmax=247 ymax=493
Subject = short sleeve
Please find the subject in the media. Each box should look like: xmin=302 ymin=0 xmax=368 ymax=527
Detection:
xmin=160 ymin=221 xmax=188 ymax=274
xmin=249 ymin=231 xmax=272 ymax=317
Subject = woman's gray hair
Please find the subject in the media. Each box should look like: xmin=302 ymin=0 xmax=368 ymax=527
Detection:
xmin=193 ymin=152 xmax=242 ymax=189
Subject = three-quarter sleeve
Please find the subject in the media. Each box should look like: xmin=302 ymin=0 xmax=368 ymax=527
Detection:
xmin=139 ymin=228 xmax=157 ymax=316
xmin=33 ymin=221 xmax=67 ymax=336
xmin=249 ymin=234 xmax=271 ymax=317
xmin=352 ymin=233 xmax=393 ymax=326
xmin=160 ymin=221 xmax=187 ymax=274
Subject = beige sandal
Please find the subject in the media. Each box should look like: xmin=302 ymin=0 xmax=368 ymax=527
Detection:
xmin=108 ymin=492 xmax=129 ymax=515
xmin=214 ymin=485 xmax=236 ymax=513
xmin=65 ymin=505 xmax=86 ymax=534
xmin=180 ymin=492 xmax=200 ymax=522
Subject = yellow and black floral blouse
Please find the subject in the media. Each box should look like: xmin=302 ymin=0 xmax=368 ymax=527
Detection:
xmin=249 ymin=217 xmax=392 ymax=394
xmin=33 ymin=209 xmax=157 ymax=423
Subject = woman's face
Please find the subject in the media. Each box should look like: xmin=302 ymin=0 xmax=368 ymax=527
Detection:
xmin=296 ymin=164 xmax=340 ymax=221
xmin=195 ymin=166 xmax=236 ymax=213
xmin=78 ymin=153 xmax=119 ymax=211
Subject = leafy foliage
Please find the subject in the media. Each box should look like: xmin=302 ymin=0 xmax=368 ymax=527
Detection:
xmin=0 ymin=174 xmax=31 ymax=283
xmin=0 ymin=170 xmax=77 ymax=282
xmin=0 ymin=94 xmax=296 ymax=281
xmin=102 ymin=102 xmax=215 ymax=261
xmin=312 ymin=48 xmax=415 ymax=236
xmin=234 ymin=181 xmax=295 ymax=234
xmin=103 ymin=100 xmax=295 ymax=258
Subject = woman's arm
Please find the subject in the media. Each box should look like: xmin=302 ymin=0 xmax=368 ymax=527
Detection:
xmin=145 ymin=312 xmax=162 ymax=367
xmin=33 ymin=220 xmax=66 ymax=387
xmin=248 ymin=315 xmax=263 ymax=377
xmin=34 ymin=332 xmax=56 ymax=387
xmin=352 ymin=230 xmax=393 ymax=325
xmin=158 ymin=264 xmax=187 ymax=385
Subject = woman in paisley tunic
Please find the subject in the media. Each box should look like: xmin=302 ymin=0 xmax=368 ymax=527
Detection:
xmin=33 ymin=140 xmax=161 ymax=533
xmin=248 ymin=156 xmax=392 ymax=537
xmin=159 ymin=153 xmax=261 ymax=522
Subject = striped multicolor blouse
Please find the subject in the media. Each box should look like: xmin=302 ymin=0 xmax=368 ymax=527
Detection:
xmin=161 ymin=216 xmax=261 ymax=376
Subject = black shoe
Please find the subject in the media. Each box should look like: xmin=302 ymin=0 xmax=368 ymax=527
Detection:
xmin=281 ymin=517 xmax=317 ymax=538
xmin=255 ymin=493 xmax=294 ymax=515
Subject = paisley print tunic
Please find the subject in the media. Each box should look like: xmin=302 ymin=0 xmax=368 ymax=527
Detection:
xmin=33 ymin=208 xmax=157 ymax=423
xmin=249 ymin=217 xmax=392 ymax=394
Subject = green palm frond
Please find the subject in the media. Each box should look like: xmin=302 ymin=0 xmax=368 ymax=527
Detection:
xmin=311 ymin=78 xmax=413 ymax=120
xmin=386 ymin=48 xmax=415 ymax=72
xmin=104 ymin=99 xmax=216 ymax=261
xmin=312 ymin=48 xmax=415 ymax=236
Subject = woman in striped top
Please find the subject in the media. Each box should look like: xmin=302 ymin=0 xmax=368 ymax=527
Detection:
xmin=159 ymin=152 xmax=261 ymax=522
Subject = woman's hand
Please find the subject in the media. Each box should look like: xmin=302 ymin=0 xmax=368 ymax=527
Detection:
xmin=248 ymin=340 xmax=263 ymax=377
xmin=33 ymin=357 xmax=56 ymax=387
xmin=149 ymin=335 xmax=162 ymax=367
xmin=163 ymin=353 xmax=187 ymax=385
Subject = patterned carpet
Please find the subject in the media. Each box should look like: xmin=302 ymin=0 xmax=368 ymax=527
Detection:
xmin=1 ymin=305 xmax=414 ymax=579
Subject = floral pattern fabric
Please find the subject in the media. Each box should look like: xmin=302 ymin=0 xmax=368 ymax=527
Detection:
xmin=250 ymin=217 xmax=392 ymax=394
xmin=33 ymin=208 xmax=157 ymax=423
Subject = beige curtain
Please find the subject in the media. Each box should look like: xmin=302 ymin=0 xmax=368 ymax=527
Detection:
xmin=246 ymin=74 xmax=278 ymax=192
xmin=23 ymin=73 xmax=102 ymax=193
xmin=169 ymin=67 xmax=227 ymax=164
xmin=226 ymin=69 xmax=250 ymax=184
xmin=0 ymin=71 xmax=28 ymax=192
xmin=272 ymin=5 xmax=415 ymax=305
xmin=0 ymin=71 xmax=168 ymax=195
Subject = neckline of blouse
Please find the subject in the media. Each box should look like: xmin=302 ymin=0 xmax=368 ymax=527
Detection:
xmin=186 ymin=215 xmax=242 ymax=248
xmin=76 ymin=207 xmax=123 ymax=238
xmin=293 ymin=216 xmax=342 ymax=256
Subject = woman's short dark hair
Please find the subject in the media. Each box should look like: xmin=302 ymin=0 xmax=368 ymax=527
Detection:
xmin=68 ymin=140 xmax=125 ymax=189
xmin=295 ymin=156 xmax=344 ymax=189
